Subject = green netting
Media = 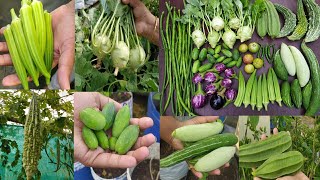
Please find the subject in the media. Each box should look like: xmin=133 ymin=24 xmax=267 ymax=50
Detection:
xmin=0 ymin=125 xmax=73 ymax=180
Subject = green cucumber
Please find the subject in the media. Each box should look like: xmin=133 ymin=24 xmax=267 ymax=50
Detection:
xmin=109 ymin=137 xmax=117 ymax=151
xmin=172 ymin=120 xmax=224 ymax=142
xmin=199 ymin=48 xmax=207 ymax=61
xmin=208 ymin=48 xmax=215 ymax=55
xmin=221 ymin=49 xmax=232 ymax=58
xmin=82 ymin=126 xmax=98 ymax=150
xmin=192 ymin=60 xmax=201 ymax=73
xmin=115 ymin=125 xmax=139 ymax=155
xmin=192 ymin=48 xmax=199 ymax=60
xmin=281 ymin=81 xmax=293 ymax=108
xmin=291 ymin=79 xmax=302 ymax=108
xmin=102 ymin=102 xmax=116 ymax=131
xmin=94 ymin=130 xmax=109 ymax=150
xmin=232 ymin=49 xmax=240 ymax=60
xmin=112 ymin=105 xmax=131 ymax=138
xmin=207 ymin=54 xmax=215 ymax=63
xmin=222 ymin=57 xmax=233 ymax=64
xmin=80 ymin=108 xmax=106 ymax=130
xmin=214 ymin=45 xmax=222 ymax=54
xmin=273 ymin=50 xmax=288 ymax=81
xmin=226 ymin=61 xmax=237 ymax=68
xmin=302 ymin=81 xmax=312 ymax=110
xmin=198 ymin=63 xmax=213 ymax=73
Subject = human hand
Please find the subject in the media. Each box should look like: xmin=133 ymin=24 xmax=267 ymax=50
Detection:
xmin=160 ymin=116 xmax=230 ymax=178
xmin=74 ymin=92 xmax=156 ymax=168
xmin=253 ymin=128 xmax=309 ymax=180
xmin=0 ymin=0 xmax=75 ymax=89
xmin=122 ymin=0 xmax=159 ymax=46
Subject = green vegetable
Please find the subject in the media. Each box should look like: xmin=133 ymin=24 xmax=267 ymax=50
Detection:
xmin=112 ymin=105 xmax=131 ymax=138
xmin=95 ymin=130 xmax=109 ymax=150
xmin=160 ymin=133 xmax=238 ymax=168
xmin=109 ymin=137 xmax=117 ymax=151
xmin=232 ymin=49 xmax=240 ymax=60
xmin=3 ymin=25 xmax=29 ymax=90
xmin=267 ymin=69 xmax=275 ymax=104
xmin=216 ymin=56 xmax=226 ymax=63
xmin=199 ymin=48 xmax=207 ymax=61
xmin=115 ymin=125 xmax=139 ymax=155
xmin=207 ymin=54 xmax=215 ymax=63
xmin=288 ymin=0 xmax=308 ymax=40
xmin=222 ymin=57 xmax=233 ymax=64
xmin=82 ymin=126 xmax=98 ymax=150
xmin=236 ymin=57 xmax=242 ymax=68
xmin=192 ymin=60 xmax=201 ymax=73
xmin=102 ymin=102 xmax=116 ymax=131
xmin=262 ymin=74 xmax=269 ymax=111
xmin=303 ymin=0 xmax=320 ymax=42
xmin=195 ymin=146 xmax=236 ymax=172
xmin=192 ymin=48 xmax=200 ymax=60
xmin=172 ymin=121 xmax=224 ymax=142
xmin=302 ymin=81 xmax=312 ymax=110
xmin=79 ymin=108 xmax=106 ymax=130
xmin=234 ymin=71 xmax=246 ymax=107
xmin=281 ymin=81 xmax=293 ymax=108
xmin=44 ymin=11 xmax=53 ymax=85
xmin=252 ymin=151 xmax=304 ymax=179
xmin=198 ymin=63 xmax=213 ymax=73
xmin=208 ymin=48 xmax=215 ymax=55
xmin=250 ymin=75 xmax=258 ymax=110
xmin=256 ymin=11 xmax=267 ymax=38
xmin=289 ymin=46 xmax=310 ymax=87
xmin=221 ymin=49 xmax=232 ymax=58
xmin=271 ymin=68 xmax=282 ymax=106
xmin=291 ymin=79 xmax=302 ymax=108
xmin=215 ymin=45 xmax=221 ymax=54
xmin=243 ymin=70 xmax=257 ymax=108
xmin=256 ymin=75 xmax=263 ymax=111
xmin=301 ymin=42 xmax=320 ymax=115
xmin=31 ymin=0 xmax=46 ymax=57
xmin=273 ymin=50 xmax=288 ymax=81
xmin=226 ymin=61 xmax=237 ymax=68
xmin=274 ymin=3 xmax=297 ymax=38
xmin=214 ymin=54 xmax=220 ymax=59
xmin=265 ymin=0 xmax=281 ymax=38
xmin=280 ymin=43 xmax=296 ymax=76
xmin=239 ymin=131 xmax=292 ymax=165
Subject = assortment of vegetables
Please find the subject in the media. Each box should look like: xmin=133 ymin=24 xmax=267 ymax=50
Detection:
xmin=3 ymin=0 xmax=53 ymax=89
xmin=160 ymin=120 xmax=238 ymax=179
xmin=80 ymin=104 xmax=139 ymax=155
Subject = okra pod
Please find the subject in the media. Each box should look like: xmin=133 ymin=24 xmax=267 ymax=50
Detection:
xmin=250 ymin=75 xmax=258 ymax=110
xmin=31 ymin=0 xmax=46 ymax=57
xmin=271 ymin=68 xmax=282 ymax=106
xmin=257 ymin=75 xmax=263 ymax=111
xmin=243 ymin=70 xmax=257 ymax=108
xmin=44 ymin=11 xmax=53 ymax=85
xmin=262 ymin=74 xmax=269 ymax=111
xmin=267 ymin=68 xmax=276 ymax=103
xmin=3 ymin=25 xmax=29 ymax=90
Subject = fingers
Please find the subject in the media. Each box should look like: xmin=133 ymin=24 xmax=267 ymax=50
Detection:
xmin=87 ymin=152 xmax=137 ymax=168
xmin=57 ymin=41 xmax=74 ymax=89
xmin=121 ymin=0 xmax=144 ymax=8
xmin=0 ymin=54 xmax=12 ymax=66
xmin=0 ymin=27 xmax=5 ymax=34
xmin=170 ymin=138 xmax=184 ymax=150
xmin=261 ymin=134 xmax=267 ymax=140
xmin=183 ymin=116 xmax=219 ymax=125
xmin=191 ymin=169 xmax=203 ymax=178
xmin=0 ymin=42 xmax=9 ymax=52
xmin=97 ymin=93 xmax=122 ymax=111
xmin=130 ymin=117 xmax=154 ymax=130
xmin=273 ymin=128 xmax=279 ymax=134
xmin=2 ymin=74 xmax=32 ymax=87
xmin=209 ymin=169 xmax=221 ymax=175
xmin=126 ymin=146 xmax=149 ymax=163
xmin=132 ymin=133 xmax=156 ymax=150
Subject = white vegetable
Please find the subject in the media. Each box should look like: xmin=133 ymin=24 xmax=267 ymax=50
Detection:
xmin=192 ymin=29 xmax=206 ymax=49
xmin=211 ymin=16 xmax=225 ymax=31
xmin=101 ymin=36 xmax=112 ymax=54
xmin=128 ymin=45 xmax=146 ymax=71
xmin=172 ymin=121 xmax=223 ymax=142
xmin=195 ymin=146 xmax=236 ymax=172
xmin=111 ymin=41 xmax=130 ymax=76
xmin=229 ymin=18 xmax=241 ymax=30
xmin=289 ymin=46 xmax=310 ymax=87
xmin=207 ymin=30 xmax=220 ymax=48
xmin=222 ymin=30 xmax=237 ymax=49
xmin=237 ymin=26 xmax=252 ymax=42
xmin=280 ymin=43 xmax=296 ymax=76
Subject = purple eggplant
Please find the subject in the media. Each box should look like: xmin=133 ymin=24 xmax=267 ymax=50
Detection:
xmin=213 ymin=63 xmax=226 ymax=74
xmin=221 ymin=78 xmax=233 ymax=89
xmin=205 ymin=82 xmax=220 ymax=95
xmin=204 ymin=72 xmax=218 ymax=83
xmin=210 ymin=93 xmax=226 ymax=110
xmin=225 ymin=88 xmax=237 ymax=101
xmin=192 ymin=73 xmax=203 ymax=84
xmin=224 ymin=68 xmax=237 ymax=79
xmin=192 ymin=83 xmax=206 ymax=109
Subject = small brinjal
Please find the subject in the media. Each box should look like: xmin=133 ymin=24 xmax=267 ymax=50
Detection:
xmin=210 ymin=93 xmax=226 ymax=110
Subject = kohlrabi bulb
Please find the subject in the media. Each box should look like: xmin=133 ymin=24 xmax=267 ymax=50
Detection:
xmin=211 ymin=16 xmax=225 ymax=31
xmin=222 ymin=30 xmax=237 ymax=49
xmin=237 ymin=26 xmax=253 ymax=42
xmin=101 ymin=36 xmax=112 ymax=54
xmin=192 ymin=29 xmax=206 ymax=49
xmin=128 ymin=45 xmax=146 ymax=71
xmin=111 ymin=41 xmax=130 ymax=76
xmin=229 ymin=18 xmax=241 ymax=30
xmin=207 ymin=30 xmax=220 ymax=48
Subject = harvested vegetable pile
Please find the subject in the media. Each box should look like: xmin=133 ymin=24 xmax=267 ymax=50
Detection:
xmin=75 ymin=0 xmax=159 ymax=92
xmin=3 ymin=0 xmax=53 ymax=89
xmin=80 ymin=103 xmax=140 ymax=155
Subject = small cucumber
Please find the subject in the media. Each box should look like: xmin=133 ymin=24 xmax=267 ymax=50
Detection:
xmin=226 ymin=61 xmax=237 ymax=68
xmin=192 ymin=48 xmax=200 ymax=60
xmin=94 ymin=130 xmax=109 ymax=150
xmin=115 ymin=125 xmax=139 ymax=155
xmin=198 ymin=63 xmax=213 ymax=73
xmin=102 ymin=102 xmax=116 ymax=131
xmin=216 ymin=56 xmax=226 ymax=63
xmin=291 ymin=79 xmax=302 ymax=108
xmin=208 ymin=48 xmax=215 ymax=55
xmin=222 ymin=57 xmax=233 ymax=64
xmin=221 ymin=49 xmax=233 ymax=57
xmin=213 ymin=54 xmax=220 ymax=59
xmin=236 ymin=57 xmax=242 ymax=68
xmin=199 ymin=48 xmax=207 ymax=61
xmin=172 ymin=120 xmax=224 ymax=142
xmin=192 ymin=60 xmax=201 ymax=73
xmin=80 ymin=108 xmax=106 ymax=130
xmin=222 ymin=43 xmax=230 ymax=50
xmin=109 ymin=137 xmax=117 ymax=151
xmin=82 ymin=126 xmax=98 ymax=150
xmin=195 ymin=146 xmax=235 ymax=172
xmin=207 ymin=54 xmax=215 ymax=63
xmin=302 ymin=81 xmax=312 ymax=110
xmin=232 ymin=49 xmax=240 ymax=60
xmin=281 ymin=81 xmax=293 ymax=108
xmin=214 ymin=45 xmax=222 ymax=54
xmin=112 ymin=105 xmax=131 ymax=138
xmin=273 ymin=50 xmax=288 ymax=81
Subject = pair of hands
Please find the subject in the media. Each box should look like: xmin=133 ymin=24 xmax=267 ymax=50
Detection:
xmin=0 ymin=1 xmax=75 ymax=89
xmin=254 ymin=128 xmax=309 ymax=180
xmin=74 ymin=92 xmax=156 ymax=168
xmin=160 ymin=116 xmax=230 ymax=179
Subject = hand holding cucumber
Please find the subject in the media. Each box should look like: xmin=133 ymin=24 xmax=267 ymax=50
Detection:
xmin=74 ymin=92 xmax=156 ymax=168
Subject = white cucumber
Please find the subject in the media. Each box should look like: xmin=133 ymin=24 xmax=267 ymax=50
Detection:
xmin=280 ymin=43 xmax=296 ymax=76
